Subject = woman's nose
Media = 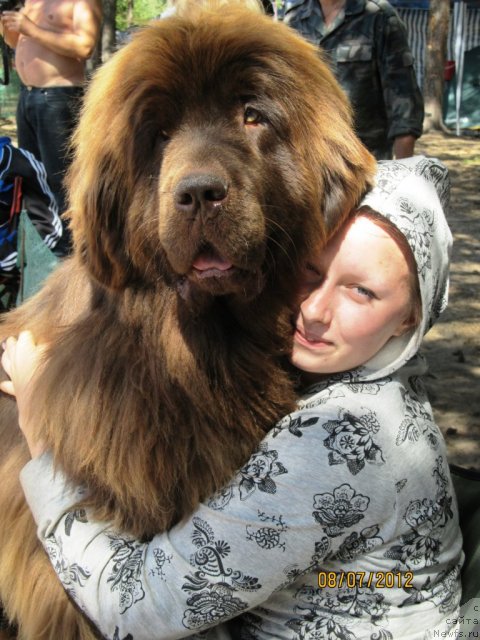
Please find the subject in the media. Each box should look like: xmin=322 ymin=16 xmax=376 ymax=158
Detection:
xmin=300 ymin=285 xmax=333 ymax=326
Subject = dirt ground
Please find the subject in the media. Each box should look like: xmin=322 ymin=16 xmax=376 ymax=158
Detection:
xmin=415 ymin=131 xmax=480 ymax=471
xmin=1 ymin=101 xmax=479 ymax=470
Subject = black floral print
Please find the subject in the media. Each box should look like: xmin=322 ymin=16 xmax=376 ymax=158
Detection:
xmin=388 ymin=199 xmax=434 ymax=278
xmin=64 ymin=508 xmax=88 ymax=535
xmin=208 ymin=443 xmax=288 ymax=509
xmin=299 ymin=381 xmax=347 ymax=409
xmin=207 ymin=484 xmax=236 ymax=511
xmin=385 ymin=458 xmax=453 ymax=570
xmin=371 ymin=632 xmax=393 ymax=640
xmin=246 ymin=511 xmax=288 ymax=551
xmin=416 ymin=158 xmax=451 ymax=209
xmin=339 ymin=377 xmax=391 ymax=396
xmin=104 ymin=533 xmax=172 ymax=615
xmin=182 ymin=518 xmax=261 ymax=630
xmin=106 ymin=534 xmax=147 ymax=614
xmin=430 ymin=277 xmax=448 ymax=327
xmin=334 ymin=525 xmax=384 ymax=563
xmin=400 ymin=564 xmax=461 ymax=615
xmin=396 ymin=383 xmax=439 ymax=449
xmin=274 ymin=538 xmax=331 ymax=593
xmin=312 ymin=483 xmax=370 ymax=537
xmin=239 ymin=446 xmax=288 ymax=497
xmin=310 ymin=537 xmax=331 ymax=568
xmin=301 ymin=374 xmax=390 ymax=405
xmin=148 ymin=547 xmax=172 ymax=579
xmin=112 ymin=628 xmax=133 ymax=640
xmin=183 ymin=583 xmax=249 ymax=630
xmin=287 ymin=583 xmax=390 ymax=639
xmin=287 ymin=614 xmax=357 ymax=639
xmin=323 ymin=410 xmax=385 ymax=475
xmin=273 ymin=414 xmax=319 ymax=438
xmin=44 ymin=535 xmax=91 ymax=598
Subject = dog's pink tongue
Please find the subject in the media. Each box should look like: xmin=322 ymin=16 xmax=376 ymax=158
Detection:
xmin=192 ymin=255 xmax=233 ymax=271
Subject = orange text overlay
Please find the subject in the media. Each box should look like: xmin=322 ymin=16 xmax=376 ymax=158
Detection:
xmin=317 ymin=571 xmax=414 ymax=590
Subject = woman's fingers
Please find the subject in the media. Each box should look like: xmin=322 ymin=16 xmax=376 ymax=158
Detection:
xmin=0 ymin=331 xmax=46 ymax=396
xmin=1 ymin=335 xmax=17 ymax=378
xmin=0 ymin=379 xmax=16 ymax=396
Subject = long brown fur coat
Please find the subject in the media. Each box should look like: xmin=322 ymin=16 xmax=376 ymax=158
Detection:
xmin=0 ymin=5 xmax=375 ymax=638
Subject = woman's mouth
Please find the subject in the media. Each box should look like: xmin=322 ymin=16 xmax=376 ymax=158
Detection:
xmin=294 ymin=328 xmax=333 ymax=349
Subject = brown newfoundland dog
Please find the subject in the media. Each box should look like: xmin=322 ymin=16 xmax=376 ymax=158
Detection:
xmin=0 ymin=4 xmax=375 ymax=638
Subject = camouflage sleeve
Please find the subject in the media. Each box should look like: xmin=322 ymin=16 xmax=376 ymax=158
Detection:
xmin=375 ymin=10 xmax=424 ymax=142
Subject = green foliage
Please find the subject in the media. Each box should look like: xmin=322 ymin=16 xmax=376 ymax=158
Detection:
xmin=116 ymin=0 xmax=166 ymax=30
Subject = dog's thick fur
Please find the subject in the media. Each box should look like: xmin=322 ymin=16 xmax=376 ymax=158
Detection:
xmin=0 ymin=5 xmax=375 ymax=638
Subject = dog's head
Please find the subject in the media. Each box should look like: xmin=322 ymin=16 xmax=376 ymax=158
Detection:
xmin=67 ymin=5 xmax=375 ymax=307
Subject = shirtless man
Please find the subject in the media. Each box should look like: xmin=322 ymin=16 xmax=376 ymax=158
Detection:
xmin=0 ymin=0 xmax=102 ymax=254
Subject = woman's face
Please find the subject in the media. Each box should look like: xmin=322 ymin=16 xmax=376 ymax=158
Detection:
xmin=291 ymin=215 xmax=413 ymax=378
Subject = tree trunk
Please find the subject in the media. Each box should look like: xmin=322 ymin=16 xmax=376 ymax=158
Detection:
xmin=127 ymin=0 xmax=134 ymax=28
xmin=423 ymin=0 xmax=450 ymax=132
xmin=101 ymin=0 xmax=117 ymax=62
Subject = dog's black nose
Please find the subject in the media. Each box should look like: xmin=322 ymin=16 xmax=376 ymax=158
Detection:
xmin=174 ymin=174 xmax=228 ymax=215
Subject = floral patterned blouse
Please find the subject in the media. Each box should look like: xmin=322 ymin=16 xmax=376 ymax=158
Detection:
xmin=20 ymin=157 xmax=463 ymax=639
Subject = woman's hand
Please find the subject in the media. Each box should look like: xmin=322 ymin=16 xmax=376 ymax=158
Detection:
xmin=0 ymin=331 xmax=47 ymax=458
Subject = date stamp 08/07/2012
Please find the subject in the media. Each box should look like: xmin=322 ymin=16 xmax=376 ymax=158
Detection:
xmin=317 ymin=571 xmax=414 ymax=590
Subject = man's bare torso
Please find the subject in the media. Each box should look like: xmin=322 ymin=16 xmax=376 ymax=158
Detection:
xmin=15 ymin=0 xmax=85 ymax=87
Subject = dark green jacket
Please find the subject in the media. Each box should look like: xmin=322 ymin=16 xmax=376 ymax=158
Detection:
xmin=281 ymin=0 xmax=424 ymax=158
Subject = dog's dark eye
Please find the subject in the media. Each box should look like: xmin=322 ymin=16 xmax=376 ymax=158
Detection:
xmin=244 ymin=107 xmax=263 ymax=126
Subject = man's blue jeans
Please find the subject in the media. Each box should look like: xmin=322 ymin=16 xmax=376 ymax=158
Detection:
xmin=16 ymin=84 xmax=84 ymax=254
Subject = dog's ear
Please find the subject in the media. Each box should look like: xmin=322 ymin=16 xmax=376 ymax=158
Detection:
xmin=313 ymin=121 xmax=376 ymax=239
xmin=283 ymin=34 xmax=377 ymax=239
xmin=66 ymin=149 xmax=133 ymax=290
xmin=306 ymin=93 xmax=376 ymax=239
xmin=65 ymin=66 xmax=132 ymax=289
xmin=65 ymin=47 xmax=162 ymax=290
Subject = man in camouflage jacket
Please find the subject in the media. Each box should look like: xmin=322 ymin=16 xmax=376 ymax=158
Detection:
xmin=280 ymin=0 xmax=424 ymax=159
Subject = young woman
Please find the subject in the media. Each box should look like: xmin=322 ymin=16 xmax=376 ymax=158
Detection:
xmin=2 ymin=156 xmax=462 ymax=639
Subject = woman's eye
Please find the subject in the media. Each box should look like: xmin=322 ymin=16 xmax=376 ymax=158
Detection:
xmin=244 ymin=106 xmax=263 ymax=125
xmin=354 ymin=285 xmax=375 ymax=299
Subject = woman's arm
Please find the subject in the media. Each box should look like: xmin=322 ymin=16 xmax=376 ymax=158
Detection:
xmin=3 ymin=333 xmax=395 ymax=640
xmin=1 ymin=334 xmax=328 ymax=637
xmin=20 ymin=417 xmax=336 ymax=639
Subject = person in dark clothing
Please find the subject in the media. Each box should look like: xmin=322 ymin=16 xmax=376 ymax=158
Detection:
xmin=0 ymin=136 xmax=63 ymax=308
xmin=280 ymin=0 xmax=424 ymax=159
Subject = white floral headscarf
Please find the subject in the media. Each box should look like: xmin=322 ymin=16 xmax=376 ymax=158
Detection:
xmin=354 ymin=156 xmax=453 ymax=381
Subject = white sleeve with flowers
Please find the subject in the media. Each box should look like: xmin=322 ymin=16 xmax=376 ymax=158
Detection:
xmin=20 ymin=372 xmax=462 ymax=640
